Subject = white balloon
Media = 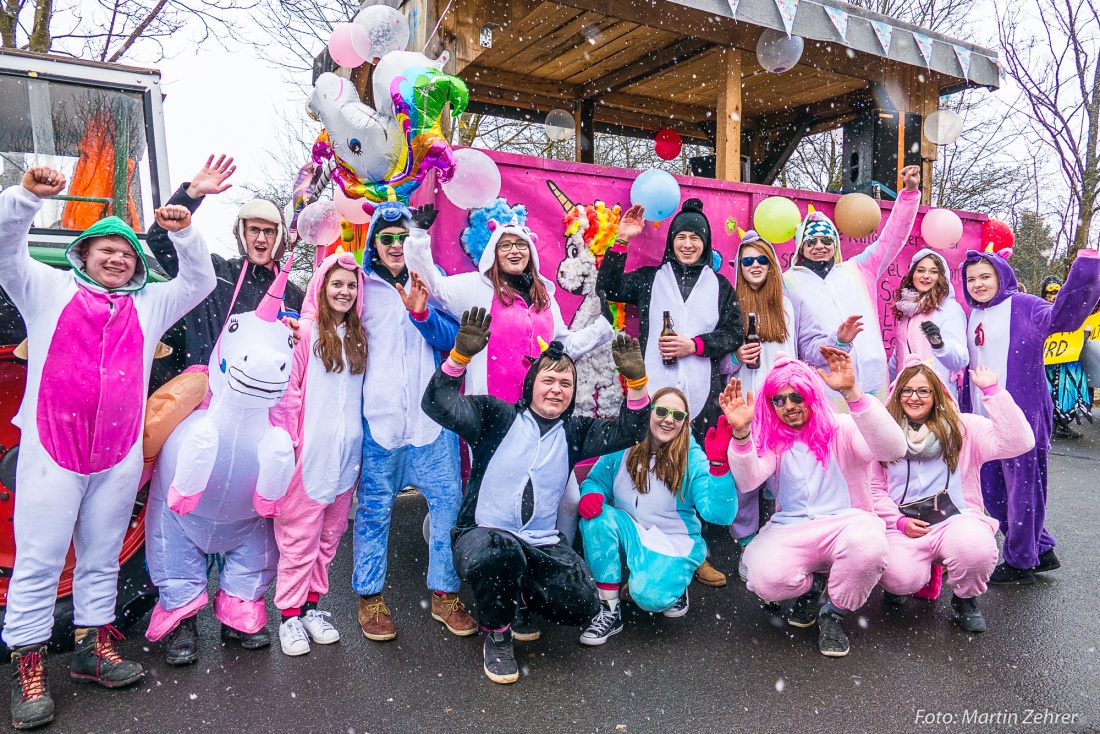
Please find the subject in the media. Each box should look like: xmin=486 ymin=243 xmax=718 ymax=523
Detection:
xmin=297 ymin=200 xmax=343 ymax=246
xmin=544 ymin=108 xmax=575 ymax=143
xmin=353 ymin=5 xmax=410 ymax=63
xmin=756 ymin=29 xmax=804 ymax=73
xmin=442 ymin=148 xmax=501 ymax=210
xmin=924 ymin=109 xmax=964 ymax=145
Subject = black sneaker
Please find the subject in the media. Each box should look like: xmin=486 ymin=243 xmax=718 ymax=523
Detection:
xmin=787 ymin=573 xmax=827 ymax=628
xmin=482 ymin=629 xmax=518 ymax=684
xmin=951 ymin=594 xmax=987 ymax=634
xmin=817 ymin=609 xmax=850 ymax=657
xmin=579 ymin=601 xmax=624 ymax=646
xmin=662 ymin=591 xmax=689 ymax=618
xmin=1034 ymin=549 xmax=1061 ymax=574
xmin=70 ymin=625 xmax=144 ymax=688
xmin=10 ymin=644 xmax=53 ymax=730
xmin=166 ymin=615 xmax=199 ymax=666
xmin=988 ymin=561 xmax=1035 ymax=585
xmin=883 ymin=591 xmax=908 ymax=606
xmin=220 ymin=624 xmax=271 ymax=650
xmin=511 ymin=602 xmax=541 ymax=642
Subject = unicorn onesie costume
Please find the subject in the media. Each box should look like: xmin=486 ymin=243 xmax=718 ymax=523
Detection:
xmin=0 ymin=185 xmax=215 ymax=652
xmin=145 ymin=259 xmax=297 ymax=654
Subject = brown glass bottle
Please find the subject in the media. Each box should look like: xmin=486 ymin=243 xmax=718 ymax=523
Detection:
xmin=744 ymin=312 xmax=761 ymax=369
xmin=661 ymin=311 xmax=677 ymax=366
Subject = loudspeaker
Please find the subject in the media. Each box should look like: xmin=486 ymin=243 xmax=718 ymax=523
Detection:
xmin=841 ymin=110 xmax=922 ymax=199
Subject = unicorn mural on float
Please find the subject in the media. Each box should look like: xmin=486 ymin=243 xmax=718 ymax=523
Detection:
xmin=548 ymin=181 xmax=624 ymax=419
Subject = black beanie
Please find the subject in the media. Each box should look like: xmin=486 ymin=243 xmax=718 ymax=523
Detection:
xmin=670 ymin=199 xmax=710 ymax=244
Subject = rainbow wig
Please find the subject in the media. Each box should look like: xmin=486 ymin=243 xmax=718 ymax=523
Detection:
xmin=753 ymin=353 xmax=838 ymax=467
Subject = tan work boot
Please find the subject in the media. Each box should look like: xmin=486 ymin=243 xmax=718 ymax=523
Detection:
xmin=694 ymin=560 xmax=727 ymax=587
xmin=431 ymin=593 xmax=478 ymax=637
xmin=357 ymin=595 xmax=397 ymax=641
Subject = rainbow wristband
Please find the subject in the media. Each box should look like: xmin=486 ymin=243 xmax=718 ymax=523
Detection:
xmin=449 ymin=349 xmax=473 ymax=366
xmin=625 ymin=375 xmax=648 ymax=390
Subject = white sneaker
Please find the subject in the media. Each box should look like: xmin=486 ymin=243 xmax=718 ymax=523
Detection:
xmin=738 ymin=555 xmax=749 ymax=583
xmin=662 ymin=590 xmax=689 ymax=618
xmin=301 ymin=609 xmax=340 ymax=644
xmin=279 ymin=617 xmax=311 ymax=656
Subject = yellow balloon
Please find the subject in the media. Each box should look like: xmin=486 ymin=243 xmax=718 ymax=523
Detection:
xmin=753 ymin=196 xmax=801 ymax=243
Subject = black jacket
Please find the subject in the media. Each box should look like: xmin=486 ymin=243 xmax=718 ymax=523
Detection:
xmin=422 ymin=368 xmax=648 ymax=541
xmin=596 ymin=245 xmax=742 ymax=440
xmin=147 ymin=183 xmax=305 ymax=377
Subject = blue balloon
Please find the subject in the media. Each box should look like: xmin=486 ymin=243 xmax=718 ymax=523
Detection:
xmin=630 ymin=169 xmax=681 ymax=221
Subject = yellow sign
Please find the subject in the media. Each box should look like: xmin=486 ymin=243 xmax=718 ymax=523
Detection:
xmin=1044 ymin=312 xmax=1100 ymax=365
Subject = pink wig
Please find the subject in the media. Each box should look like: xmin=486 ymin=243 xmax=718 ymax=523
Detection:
xmin=753 ymin=353 xmax=838 ymax=467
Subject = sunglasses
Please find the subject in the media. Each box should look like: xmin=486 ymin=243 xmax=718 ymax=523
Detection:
xmin=652 ymin=406 xmax=688 ymax=423
xmin=740 ymin=255 xmax=770 ymax=267
xmin=804 ymin=236 xmax=836 ymax=248
xmin=899 ymin=387 xmax=933 ymax=399
xmin=771 ymin=391 xmax=805 ymax=407
xmin=376 ymin=233 xmax=408 ymax=247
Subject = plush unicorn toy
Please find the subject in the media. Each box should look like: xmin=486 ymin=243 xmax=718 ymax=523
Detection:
xmin=144 ymin=258 xmax=297 ymax=657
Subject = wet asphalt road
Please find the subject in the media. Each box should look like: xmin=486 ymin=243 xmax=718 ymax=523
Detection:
xmin=40 ymin=429 xmax=1100 ymax=734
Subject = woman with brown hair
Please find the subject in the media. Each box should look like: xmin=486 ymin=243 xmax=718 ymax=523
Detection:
xmin=404 ymin=207 xmax=613 ymax=402
xmin=575 ymin=387 xmax=738 ymax=645
xmin=273 ymin=252 xmax=370 ymax=657
xmin=870 ymin=357 xmax=1033 ymax=633
xmin=725 ymin=230 xmax=862 ymax=550
xmin=889 ymin=249 xmax=968 ymax=398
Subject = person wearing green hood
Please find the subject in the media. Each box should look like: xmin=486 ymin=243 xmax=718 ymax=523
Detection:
xmin=0 ymin=167 xmax=215 ymax=730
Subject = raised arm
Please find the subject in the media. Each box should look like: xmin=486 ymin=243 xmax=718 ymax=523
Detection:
xmin=816 ymin=346 xmax=905 ymax=462
xmin=851 ymin=166 xmax=921 ymax=279
xmin=147 ymin=155 xmax=234 ymax=277
xmin=594 ymin=204 xmax=649 ymax=304
xmin=573 ymin=335 xmax=652 ymax=461
xmin=420 ymin=307 xmax=496 ymax=443
xmin=143 ymin=206 xmax=217 ymax=337
xmin=685 ymin=439 xmax=738 ymax=526
xmin=1047 ymin=249 xmax=1100 ymax=334
xmin=0 ymin=169 xmax=71 ymax=319
xmin=719 ymin=378 xmax=779 ymax=491
xmin=964 ymin=367 xmax=1035 ymax=463
xmin=403 ymin=228 xmax=474 ymax=319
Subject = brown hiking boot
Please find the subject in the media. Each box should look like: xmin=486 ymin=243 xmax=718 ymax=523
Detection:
xmin=694 ymin=560 xmax=727 ymax=587
xmin=431 ymin=593 xmax=477 ymax=637
xmin=357 ymin=595 xmax=397 ymax=641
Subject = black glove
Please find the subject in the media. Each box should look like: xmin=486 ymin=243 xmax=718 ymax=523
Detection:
xmin=454 ymin=307 xmax=492 ymax=358
xmin=411 ymin=203 xmax=438 ymax=230
xmin=612 ymin=333 xmax=646 ymax=381
xmin=920 ymin=321 xmax=944 ymax=349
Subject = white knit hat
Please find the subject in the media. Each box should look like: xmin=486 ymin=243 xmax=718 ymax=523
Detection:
xmin=235 ymin=199 xmax=287 ymax=261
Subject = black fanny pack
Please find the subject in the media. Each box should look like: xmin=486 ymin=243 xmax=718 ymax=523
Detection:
xmin=898 ymin=461 xmax=960 ymax=526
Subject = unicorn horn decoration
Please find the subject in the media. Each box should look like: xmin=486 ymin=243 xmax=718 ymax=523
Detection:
xmin=547 ymin=180 xmax=577 ymax=212
xmin=256 ymin=256 xmax=295 ymax=322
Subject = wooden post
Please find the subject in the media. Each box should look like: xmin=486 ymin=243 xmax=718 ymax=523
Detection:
xmin=578 ymin=99 xmax=596 ymax=164
xmin=715 ymin=47 xmax=742 ymax=182
xmin=916 ymin=79 xmax=940 ymax=206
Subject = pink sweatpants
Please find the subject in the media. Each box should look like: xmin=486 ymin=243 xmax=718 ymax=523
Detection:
xmin=273 ymin=484 xmax=355 ymax=611
xmin=880 ymin=513 xmax=998 ymax=599
xmin=743 ymin=510 xmax=888 ymax=612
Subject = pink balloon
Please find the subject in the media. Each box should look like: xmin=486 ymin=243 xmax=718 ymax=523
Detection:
xmin=328 ymin=23 xmax=364 ymax=69
xmin=334 ymin=186 xmax=372 ymax=224
xmin=920 ymin=208 xmax=964 ymax=250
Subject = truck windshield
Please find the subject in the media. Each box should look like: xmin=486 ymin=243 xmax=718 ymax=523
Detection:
xmin=0 ymin=73 xmax=152 ymax=233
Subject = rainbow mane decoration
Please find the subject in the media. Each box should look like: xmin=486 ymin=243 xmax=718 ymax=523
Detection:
xmin=550 ymin=181 xmax=626 ymax=330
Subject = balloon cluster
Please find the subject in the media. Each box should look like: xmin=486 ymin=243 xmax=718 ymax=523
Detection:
xmin=327 ymin=6 xmax=411 ymax=69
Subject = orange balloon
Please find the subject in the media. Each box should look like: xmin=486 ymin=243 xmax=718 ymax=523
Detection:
xmin=834 ymin=193 xmax=882 ymax=239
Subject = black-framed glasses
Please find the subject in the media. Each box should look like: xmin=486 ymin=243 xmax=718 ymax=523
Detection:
xmin=245 ymin=226 xmax=278 ymax=240
xmin=771 ymin=391 xmax=805 ymax=407
xmin=804 ymin=236 xmax=835 ymax=248
xmin=652 ymin=406 xmax=688 ymax=423
xmin=899 ymin=387 xmax=933 ymax=399
xmin=498 ymin=240 xmax=530 ymax=252
xmin=740 ymin=255 xmax=770 ymax=267
xmin=376 ymin=232 xmax=409 ymax=247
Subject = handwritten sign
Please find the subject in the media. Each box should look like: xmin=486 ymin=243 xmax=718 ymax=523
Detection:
xmin=1044 ymin=312 xmax=1100 ymax=365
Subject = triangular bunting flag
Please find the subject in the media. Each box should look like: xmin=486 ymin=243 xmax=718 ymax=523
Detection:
xmin=823 ymin=6 xmax=850 ymax=45
xmin=727 ymin=0 xmax=740 ymax=17
xmin=913 ymin=32 xmax=934 ymax=67
xmin=774 ymin=0 xmax=799 ymax=36
xmin=870 ymin=20 xmax=894 ymax=55
xmin=953 ymin=45 xmax=972 ymax=79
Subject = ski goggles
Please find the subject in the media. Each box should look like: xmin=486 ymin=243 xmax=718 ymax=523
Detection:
xmin=771 ymin=391 xmax=805 ymax=407
xmin=652 ymin=406 xmax=688 ymax=423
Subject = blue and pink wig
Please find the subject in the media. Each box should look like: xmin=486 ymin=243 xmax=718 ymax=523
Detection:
xmin=753 ymin=353 xmax=838 ymax=466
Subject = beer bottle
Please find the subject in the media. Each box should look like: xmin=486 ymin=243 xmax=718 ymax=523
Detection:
xmin=661 ymin=311 xmax=677 ymax=366
xmin=744 ymin=312 xmax=761 ymax=370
